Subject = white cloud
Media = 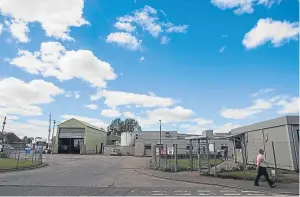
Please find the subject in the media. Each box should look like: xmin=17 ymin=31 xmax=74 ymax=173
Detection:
xmin=0 ymin=77 xmax=64 ymax=117
xmin=91 ymin=90 xmax=175 ymax=108
xmin=0 ymin=0 xmax=89 ymax=40
xmin=140 ymin=56 xmax=145 ymax=61
xmin=123 ymin=111 xmax=136 ymax=118
xmin=0 ymin=23 xmax=3 ymax=34
xmin=138 ymin=106 xmax=195 ymax=127
xmin=276 ymin=97 xmax=299 ymax=114
xmin=219 ymin=46 xmax=226 ymax=53
xmin=211 ymin=0 xmax=281 ymax=15
xmin=243 ymin=18 xmax=299 ymax=49
xmin=85 ymin=104 xmax=98 ymax=110
xmin=114 ymin=22 xmax=136 ymax=32
xmin=220 ymin=99 xmax=273 ymax=119
xmin=101 ymin=108 xmax=121 ymax=117
xmin=106 ymin=32 xmax=142 ymax=50
xmin=9 ymin=20 xmax=30 ymax=43
xmin=10 ymin=42 xmax=117 ymax=87
xmin=65 ymin=91 xmax=80 ymax=99
xmin=110 ymin=5 xmax=188 ymax=47
xmin=165 ymin=24 xmax=188 ymax=33
xmin=60 ymin=114 xmax=107 ymax=129
xmin=161 ymin=35 xmax=170 ymax=44
xmin=251 ymin=88 xmax=275 ymax=97
xmin=191 ymin=117 xmax=214 ymax=126
xmin=5 ymin=119 xmax=50 ymax=138
xmin=181 ymin=122 xmax=241 ymax=135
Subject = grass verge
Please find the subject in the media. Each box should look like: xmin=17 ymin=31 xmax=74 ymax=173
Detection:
xmin=169 ymin=158 xmax=223 ymax=168
xmin=0 ymin=158 xmax=40 ymax=170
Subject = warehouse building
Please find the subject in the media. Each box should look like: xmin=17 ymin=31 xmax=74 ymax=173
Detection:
xmin=230 ymin=116 xmax=299 ymax=171
xmin=54 ymin=118 xmax=107 ymax=154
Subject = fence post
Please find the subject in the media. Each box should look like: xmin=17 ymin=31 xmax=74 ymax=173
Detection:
xmin=198 ymin=139 xmax=201 ymax=175
xmin=175 ymin=144 xmax=178 ymax=173
xmin=96 ymin=145 xmax=98 ymax=154
xmin=32 ymin=153 xmax=34 ymax=163
xmin=158 ymin=144 xmax=161 ymax=169
xmin=271 ymin=141 xmax=278 ymax=182
xmin=154 ymin=145 xmax=157 ymax=166
xmin=205 ymin=138 xmax=210 ymax=174
xmin=16 ymin=150 xmax=20 ymax=169
xmin=189 ymin=139 xmax=193 ymax=171
xmin=165 ymin=144 xmax=168 ymax=171
xmin=213 ymin=142 xmax=217 ymax=177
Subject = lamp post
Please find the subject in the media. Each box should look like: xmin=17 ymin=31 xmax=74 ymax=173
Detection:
xmin=159 ymin=120 xmax=162 ymax=145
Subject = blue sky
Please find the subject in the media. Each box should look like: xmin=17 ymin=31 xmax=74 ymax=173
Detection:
xmin=0 ymin=0 xmax=298 ymax=138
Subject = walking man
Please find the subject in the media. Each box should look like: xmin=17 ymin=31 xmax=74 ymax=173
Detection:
xmin=255 ymin=149 xmax=276 ymax=188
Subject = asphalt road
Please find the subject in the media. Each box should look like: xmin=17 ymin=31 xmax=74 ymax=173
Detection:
xmin=0 ymin=155 xmax=291 ymax=196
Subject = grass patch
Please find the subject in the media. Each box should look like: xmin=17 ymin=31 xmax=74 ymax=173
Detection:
xmin=168 ymin=158 xmax=223 ymax=168
xmin=220 ymin=170 xmax=257 ymax=178
xmin=0 ymin=158 xmax=39 ymax=170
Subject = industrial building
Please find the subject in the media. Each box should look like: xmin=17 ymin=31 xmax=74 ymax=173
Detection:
xmin=230 ymin=116 xmax=299 ymax=171
xmin=54 ymin=118 xmax=107 ymax=154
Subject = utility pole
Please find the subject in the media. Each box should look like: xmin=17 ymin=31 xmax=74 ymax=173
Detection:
xmin=159 ymin=120 xmax=162 ymax=146
xmin=47 ymin=114 xmax=52 ymax=145
xmin=51 ymin=120 xmax=56 ymax=153
xmin=1 ymin=116 xmax=6 ymax=144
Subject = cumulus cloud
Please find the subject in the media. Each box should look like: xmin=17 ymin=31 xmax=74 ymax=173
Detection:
xmin=8 ymin=20 xmax=30 ymax=42
xmin=108 ymin=5 xmax=188 ymax=48
xmin=10 ymin=42 xmax=117 ymax=87
xmin=101 ymin=108 xmax=121 ymax=117
xmin=85 ymin=104 xmax=98 ymax=110
xmin=91 ymin=90 xmax=175 ymax=108
xmin=138 ymin=106 xmax=195 ymax=127
xmin=0 ymin=23 xmax=3 ymax=34
xmin=0 ymin=0 xmax=89 ymax=40
xmin=0 ymin=77 xmax=64 ymax=117
xmin=106 ymin=32 xmax=142 ymax=50
xmin=211 ymin=0 xmax=281 ymax=15
xmin=243 ymin=18 xmax=299 ymax=49
xmin=114 ymin=22 xmax=136 ymax=32
xmin=276 ymin=97 xmax=299 ymax=114
xmin=220 ymin=99 xmax=273 ymax=119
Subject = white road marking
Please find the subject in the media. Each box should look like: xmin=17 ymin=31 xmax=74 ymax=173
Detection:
xmin=246 ymin=194 xmax=264 ymax=196
xmin=224 ymin=193 xmax=241 ymax=196
xmin=241 ymin=190 xmax=262 ymax=193
xmin=151 ymin=194 xmax=167 ymax=196
xmin=198 ymin=193 xmax=211 ymax=195
xmin=152 ymin=191 xmax=166 ymax=193
xmin=174 ymin=190 xmax=190 ymax=193
xmin=175 ymin=193 xmax=191 ymax=196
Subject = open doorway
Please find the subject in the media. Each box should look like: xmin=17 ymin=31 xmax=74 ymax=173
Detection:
xmin=58 ymin=138 xmax=83 ymax=154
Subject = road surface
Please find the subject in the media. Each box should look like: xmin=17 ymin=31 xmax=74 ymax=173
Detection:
xmin=0 ymin=155 xmax=289 ymax=196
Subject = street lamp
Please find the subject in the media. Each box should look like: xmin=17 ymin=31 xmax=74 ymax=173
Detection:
xmin=159 ymin=120 xmax=162 ymax=146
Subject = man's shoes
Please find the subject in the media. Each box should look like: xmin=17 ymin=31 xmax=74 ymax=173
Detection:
xmin=254 ymin=184 xmax=259 ymax=186
xmin=270 ymin=184 xmax=276 ymax=188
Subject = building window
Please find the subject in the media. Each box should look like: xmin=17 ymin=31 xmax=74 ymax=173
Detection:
xmin=297 ymin=130 xmax=299 ymax=141
xmin=144 ymin=145 xmax=151 ymax=149
xmin=234 ymin=137 xmax=242 ymax=149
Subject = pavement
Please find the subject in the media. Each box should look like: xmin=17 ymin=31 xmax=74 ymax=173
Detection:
xmin=0 ymin=154 xmax=298 ymax=196
xmin=135 ymin=168 xmax=299 ymax=196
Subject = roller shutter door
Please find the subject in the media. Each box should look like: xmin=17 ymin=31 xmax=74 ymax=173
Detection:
xmin=59 ymin=128 xmax=85 ymax=138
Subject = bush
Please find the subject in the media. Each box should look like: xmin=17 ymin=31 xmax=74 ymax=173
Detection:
xmin=246 ymin=165 xmax=256 ymax=171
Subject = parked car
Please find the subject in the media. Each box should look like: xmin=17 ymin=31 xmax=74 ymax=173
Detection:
xmin=110 ymin=148 xmax=122 ymax=156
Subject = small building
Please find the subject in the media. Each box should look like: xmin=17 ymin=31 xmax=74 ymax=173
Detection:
xmin=230 ymin=116 xmax=299 ymax=171
xmin=54 ymin=118 xmax=107 ymax=154
xmin=107 ymin=135 xmax=121 ymax=145
xmin=134 ymin=131 xmax=194 ymax=157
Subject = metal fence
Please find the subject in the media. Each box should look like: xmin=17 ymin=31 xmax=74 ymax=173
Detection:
xmin=151 ymin=143 xmax=223 ymax=175
xmin=151 ymin=140 xmax=299 ymax=183
xmin=0 ymin=149 xmax=43 ymax=170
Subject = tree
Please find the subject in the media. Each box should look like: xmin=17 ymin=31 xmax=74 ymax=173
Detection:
xmin=22 ymin=136 xmax=33 ymax=144
xmin=107 ymin=118 xmax=142 ymax=136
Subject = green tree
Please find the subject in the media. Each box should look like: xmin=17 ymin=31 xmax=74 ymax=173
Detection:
xmin=107 ymin=118 xmax=141 ymax=136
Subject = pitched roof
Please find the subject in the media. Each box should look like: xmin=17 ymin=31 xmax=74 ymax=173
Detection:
xmin=58 ymin=118 xmax=106 ymax=133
